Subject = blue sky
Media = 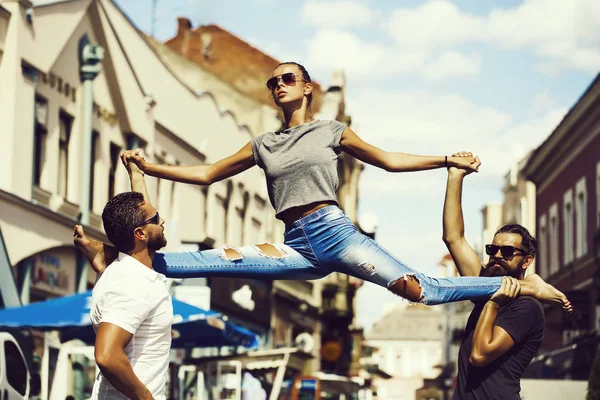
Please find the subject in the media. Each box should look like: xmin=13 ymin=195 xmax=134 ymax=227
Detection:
xmin=116 ymin=0 xmax=600 ymax=331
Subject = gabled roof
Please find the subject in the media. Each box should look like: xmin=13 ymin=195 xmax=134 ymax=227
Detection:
xmin=30 ymin=0 xmax=92 ymax=72
xmin=164 ymin=21 xmax=324 ymax=113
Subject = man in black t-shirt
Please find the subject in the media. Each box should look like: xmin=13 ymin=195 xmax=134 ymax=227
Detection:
xmin=442 ymin=155 xmax=545 ymax=400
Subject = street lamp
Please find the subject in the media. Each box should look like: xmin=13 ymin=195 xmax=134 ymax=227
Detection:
xmin=75 ymin=34 xmax=104 ymax=292
xmin=77 ymin=34 xmax=104 ymax=227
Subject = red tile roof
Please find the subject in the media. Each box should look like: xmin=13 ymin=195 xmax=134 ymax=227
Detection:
xmin=164 ymin=19 xmax=323 ymax=113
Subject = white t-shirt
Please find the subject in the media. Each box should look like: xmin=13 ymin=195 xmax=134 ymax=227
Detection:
xmin=89 ymin=253 xmax=173 ymax=400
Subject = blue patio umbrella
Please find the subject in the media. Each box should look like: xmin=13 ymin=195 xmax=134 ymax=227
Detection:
xmin=0 ymin=290 xmax=259 ymax=349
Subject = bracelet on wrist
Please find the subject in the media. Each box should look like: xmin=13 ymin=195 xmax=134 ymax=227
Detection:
xmin=444 ymin=155 xmax=448 ymax=168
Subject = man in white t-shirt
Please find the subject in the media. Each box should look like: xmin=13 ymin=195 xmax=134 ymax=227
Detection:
xmin=76 ymin=163 xmax=172 ymax=400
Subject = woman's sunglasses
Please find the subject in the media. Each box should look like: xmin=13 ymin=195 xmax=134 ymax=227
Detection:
xmin=485 ymin=244 xmax=529 ymax=258
xmin=266 ymin=73 xmax=307 ymax=91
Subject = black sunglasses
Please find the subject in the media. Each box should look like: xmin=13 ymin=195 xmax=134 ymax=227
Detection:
xmin=266 ymin=73 xmax=308 ymax=91
xmin=485 ymin=244 xmax=528 ymax=258
xmin=137 ymin=212 xmax=160 ymax=228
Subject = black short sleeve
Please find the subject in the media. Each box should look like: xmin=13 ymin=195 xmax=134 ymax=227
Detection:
xmin=494 ymin=297 xmax=544 ymax=344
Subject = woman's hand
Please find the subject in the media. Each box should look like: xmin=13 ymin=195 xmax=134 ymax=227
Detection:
xmin=448 ymin=151 xmax=481 ymax=176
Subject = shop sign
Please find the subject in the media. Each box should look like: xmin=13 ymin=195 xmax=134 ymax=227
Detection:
xmin=40 ymin=72 xmax=77 ymax=102
xmin=31 ymin=253 xmax=72 ymax=295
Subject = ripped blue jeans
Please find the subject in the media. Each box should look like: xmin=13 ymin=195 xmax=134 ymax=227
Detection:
xmin=153 ymin=206 xmax=502 ymax=305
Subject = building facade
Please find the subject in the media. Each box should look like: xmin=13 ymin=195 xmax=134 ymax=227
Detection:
xmin=0 ymin=0 xmax=283 ymax=397
xmin=365 ymin=304 xmax=445 ymax=400
xmin=481 ymin=154 xmax=538 ymax=273
xmin=522 ymin=74 xmax=600 ymax=354
xmin=0 ymin=0 xmax=365 ymax=397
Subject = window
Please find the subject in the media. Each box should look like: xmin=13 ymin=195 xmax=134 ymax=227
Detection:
xmin=108 ymin=143 xmax=121 ymax=200
xmin=33 ymin=96 xmax=48 ymax=186
xmin=549 ymin=203 xmax=559 ymax=274
xmin=538 ymin=214 xmax=548 ymax=278
xmin=563 ymin=189 xmax=574 ymax=265
xmin=89 ymin=131 xmax=100 ymax=210
xmin=4 ymin=340 xmax=28 ymax=396
xmin=575 ymin=177 xmax=587 ymax=258
xmin=58 ymin=111 xmax=73 ymax=198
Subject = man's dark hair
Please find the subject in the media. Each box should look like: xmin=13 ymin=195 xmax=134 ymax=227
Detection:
xmin=495 ymin=224 xmax=537 ymax=257
xmin=102 ymin=192 xmax=146 ymax=253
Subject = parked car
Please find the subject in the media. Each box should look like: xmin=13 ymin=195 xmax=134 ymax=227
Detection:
xmin=0 ymin=329 xmax=40 ymax=400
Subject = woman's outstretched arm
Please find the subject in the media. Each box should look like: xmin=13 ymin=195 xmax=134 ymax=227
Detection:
xmin=124 ymin=142 xmax=256 ymax=185
xmin=339 ymin=126 xmax=479 ymax=173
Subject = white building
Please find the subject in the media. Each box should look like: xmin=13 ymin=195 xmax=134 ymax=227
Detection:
xmin=0 ymin=0 xmax=278 ymax=397
xmin=481 ymin=153 xmax=537 ymax=273
xmin=365 ymin=304 xmax=444 ymax=400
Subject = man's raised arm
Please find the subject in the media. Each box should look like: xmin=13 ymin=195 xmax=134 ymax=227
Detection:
xmin=73 ymin=151 xmax=152 ymax=274
xmin=122 ymin=149 xmax=151 ymax=203
xmin=442 ymin=159 xmax=483 ymax=277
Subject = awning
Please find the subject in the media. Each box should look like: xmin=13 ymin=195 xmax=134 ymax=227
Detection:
xmin=0 ymin=290 xmax=259 ymax=349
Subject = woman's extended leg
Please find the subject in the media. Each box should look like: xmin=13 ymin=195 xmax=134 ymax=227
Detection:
xmin=74 ymin=225 xmax=329 ymax=280
xmin=154 ymin=243 xmax=329 ymax=280
xmin=299 ymin=206 xmax=570 ymax=308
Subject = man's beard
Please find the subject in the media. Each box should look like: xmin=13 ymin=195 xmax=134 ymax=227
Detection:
xmin=482 ymin=259 xmax=520 ymax=278
xmin=148 ymin=232 xmax=167 ymax=251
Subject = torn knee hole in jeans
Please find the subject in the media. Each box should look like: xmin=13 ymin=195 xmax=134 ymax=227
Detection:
xmin=255 ymin=243 xmax=286 ymax=259
xmin=221 ymin=247 xmax=243 ymax=261
xmin=388 ymin=274 xmax=425 ymax=304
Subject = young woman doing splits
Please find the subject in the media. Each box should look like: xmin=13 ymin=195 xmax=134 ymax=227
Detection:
xmin=75 ymin=62 xmax=571 ymax=311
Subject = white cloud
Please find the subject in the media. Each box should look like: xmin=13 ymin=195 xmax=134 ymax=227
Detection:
xmin=530 ymin=91 xmax=558 ymax=117
xmin=385 ymin=0 xmax=600 ymax=75
xmin=350 ymin=88 xmax=512 ymax=146
xmin=387 ymin=0 xmax=483 ymax=49
xmin=302 ymin=0 xmax=379 ymax=27
xmin=306 ymin=30 xmax=387 ymax=76
xmin=306 ymin=29 xmax=481 ymax=80
xmin=348 ymin=88 xmax=567 ymax=190
xmin=422 ymin=51 xmax=481 ymax=80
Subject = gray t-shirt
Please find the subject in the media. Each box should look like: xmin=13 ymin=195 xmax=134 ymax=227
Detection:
xmin=251 ymin=119 xmax=347 ymax=219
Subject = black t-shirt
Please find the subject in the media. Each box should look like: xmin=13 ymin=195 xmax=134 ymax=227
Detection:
xmin=453 ymin=296 xmax=544 ymax=400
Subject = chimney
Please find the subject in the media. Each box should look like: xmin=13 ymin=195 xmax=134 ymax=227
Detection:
xmin=177 ymin=17 xmax=192 ymax=37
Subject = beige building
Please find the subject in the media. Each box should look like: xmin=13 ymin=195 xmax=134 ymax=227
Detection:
xmin=365 ymin=304 xmax=445 ymax=400
xmin=481 ymin=154 xmax=537 ymax=272
xmin=0 ymin=0 xmax=287 ymax=397
xmin=0 ymin=0 xmax=363 ymax=397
